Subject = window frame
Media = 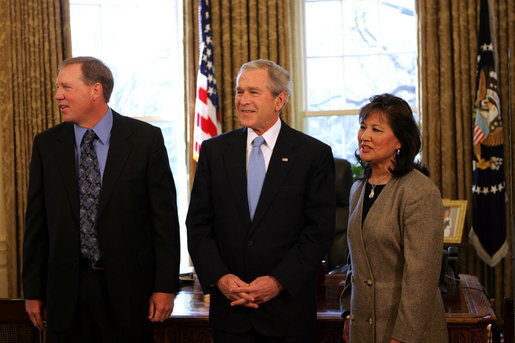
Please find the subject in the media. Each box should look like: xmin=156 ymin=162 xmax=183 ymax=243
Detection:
xmin=293 ymin=0 xmax=421 ymax=137
xmin=69 ymin=0 xmax=192 ymax=274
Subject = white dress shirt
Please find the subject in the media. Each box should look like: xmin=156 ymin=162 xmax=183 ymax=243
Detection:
xmin=246 ymin=118 xmax=282 ymax=172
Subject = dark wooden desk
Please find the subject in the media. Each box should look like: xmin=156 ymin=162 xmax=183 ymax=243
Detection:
xmin=0 ymin=274 xmax=495 ymax=343
xmin=154 ymin=274 xmax=496 ymax=343
xmin=153 ymin=277 xmax=343 ymax=342
xmin=442 ymin=274 xmax=496 ymax=343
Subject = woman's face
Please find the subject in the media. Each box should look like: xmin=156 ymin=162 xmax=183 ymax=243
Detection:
xmin=358 ymin=111 xmax=401 ymax=170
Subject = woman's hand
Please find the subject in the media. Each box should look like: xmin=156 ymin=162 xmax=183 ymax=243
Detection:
xmin=342 ymin=318 xmax=350 ymax=343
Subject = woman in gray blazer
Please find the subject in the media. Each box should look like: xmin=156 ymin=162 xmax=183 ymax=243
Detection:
xmin=340 ymin=94 xmax=448 ymax=343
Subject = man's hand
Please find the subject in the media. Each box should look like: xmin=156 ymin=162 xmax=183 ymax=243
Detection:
xmin=217 ymin=274 xmax=258 ymax=309
xmin=25 ymin=299 xmax=47 ymax=330
xmin=148 ymin=292 xmax=175 ymax=322
xmin=230 ymin=275 xmax=283 ymax=305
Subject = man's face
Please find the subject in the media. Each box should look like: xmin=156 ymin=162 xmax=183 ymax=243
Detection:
xmin=235 ymin=68 xmax=286 ymax=135
xmin=54 ymin=63 xmax=96 ymax=125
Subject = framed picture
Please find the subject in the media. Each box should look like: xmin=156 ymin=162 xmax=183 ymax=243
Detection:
xmin=442 ymin=199 xmax=467 ymax=244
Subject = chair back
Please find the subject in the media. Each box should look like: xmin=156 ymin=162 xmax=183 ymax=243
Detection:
xmin=0 ymin=298 xmax=41 ymax=343
xmin=326 ymin=158 xmax=353 ymax=272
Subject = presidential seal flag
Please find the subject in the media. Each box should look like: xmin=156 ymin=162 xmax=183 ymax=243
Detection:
xmin=469 ymin=0 xmax=508 ymax=267
xmin=193 ymin=0 xmax=221 ymax=161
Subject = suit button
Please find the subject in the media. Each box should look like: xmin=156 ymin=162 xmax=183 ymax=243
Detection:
xmin=366 ymin=279 xmax=373 ymax=286
xmin=247 ymin=240 xmax=254 ymax=246
xmin=368 ymin=318 xmax=373 ymax=325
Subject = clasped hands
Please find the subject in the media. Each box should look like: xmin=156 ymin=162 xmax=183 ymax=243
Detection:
xmin=217 ymin=274 xmax=283 ymax=308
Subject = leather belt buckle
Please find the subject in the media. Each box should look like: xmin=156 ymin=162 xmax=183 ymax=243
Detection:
xmin=91 ymin=260 xmax=105 ymax=270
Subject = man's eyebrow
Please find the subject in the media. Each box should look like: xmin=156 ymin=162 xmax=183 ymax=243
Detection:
xmin=237 ymin=86 xmax=260 ymax=91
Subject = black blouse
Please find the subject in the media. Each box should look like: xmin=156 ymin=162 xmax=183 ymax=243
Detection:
xmin=362 ymin=182 xmax=386 ymax=226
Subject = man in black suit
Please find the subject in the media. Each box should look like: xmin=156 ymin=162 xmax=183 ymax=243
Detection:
xmin=186 ymin=59 xmax=335 ymax=342
xmin=22 ymin=56 xmax=180 ymax=343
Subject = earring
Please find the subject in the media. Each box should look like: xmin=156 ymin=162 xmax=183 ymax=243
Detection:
xmin=395 ymin=148 xmax=401 ymax=156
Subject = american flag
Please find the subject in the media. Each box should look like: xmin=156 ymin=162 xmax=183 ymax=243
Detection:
xmin=193 ymin=0 xmax=221 ymax=161
xmin=469 ymin=0 xmax=508 ymax=267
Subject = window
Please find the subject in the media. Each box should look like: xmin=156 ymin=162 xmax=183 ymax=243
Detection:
xmin=70 ymin=0 xmax=190 ymax=273
xmin=295 ymin=0 xmax=418 ymax=162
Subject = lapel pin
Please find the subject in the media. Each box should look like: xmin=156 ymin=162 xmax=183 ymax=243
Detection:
xmin=282 ymin=158 xmax=288 ymax=162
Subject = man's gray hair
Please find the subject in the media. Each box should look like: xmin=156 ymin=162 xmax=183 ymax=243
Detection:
xmin=58 ymin=56 xmax=114 ymax=103
xmin=237 ymin=59 xmax=292 ymax=103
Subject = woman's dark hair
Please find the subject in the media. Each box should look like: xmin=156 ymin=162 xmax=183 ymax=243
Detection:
xmin=355 ymin=93 xmax=429 ymax=178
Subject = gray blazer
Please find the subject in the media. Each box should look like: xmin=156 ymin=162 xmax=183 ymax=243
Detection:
xmin=341 ymin=169 xmax=448 ymax=343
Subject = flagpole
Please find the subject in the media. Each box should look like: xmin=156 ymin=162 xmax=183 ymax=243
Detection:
xmin=508 ymin=46 xmax=515 ymax=306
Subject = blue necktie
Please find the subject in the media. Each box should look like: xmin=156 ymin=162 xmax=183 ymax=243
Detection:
xmin=248 ymin=136 xmax=266 ymax=220
xmin=79 ymin=129 xmax=102 ymax=262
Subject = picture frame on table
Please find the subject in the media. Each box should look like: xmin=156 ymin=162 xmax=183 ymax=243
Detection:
xmin=442 ymin=199 xmax=467 ymax=244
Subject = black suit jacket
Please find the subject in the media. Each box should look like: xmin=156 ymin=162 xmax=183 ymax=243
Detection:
xmin=186 ymin=122 xmax=335 ymax=336
xmin=22 ymin=111 xmax=180 ymax=331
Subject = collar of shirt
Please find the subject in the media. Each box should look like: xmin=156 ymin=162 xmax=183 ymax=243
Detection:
xmin=246 ymin=117 xmax=281 ymax=151
xmin=246 ymin=117 xmax=281 ymax=171
xmin=73 ymin=108 xmax=113 ymax=183
xmin=74 ymin=107 xmax=113 ymax=147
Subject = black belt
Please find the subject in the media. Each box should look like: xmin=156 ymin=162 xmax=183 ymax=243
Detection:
xmin=79 ymin=258 xmax=105 ymax=270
